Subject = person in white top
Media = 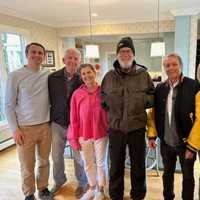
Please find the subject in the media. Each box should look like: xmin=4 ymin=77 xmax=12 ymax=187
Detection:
xmin=5 ymin=43 xmax=52 ymax=200
xmin=148 ymin=53 xmax=200 ymax=200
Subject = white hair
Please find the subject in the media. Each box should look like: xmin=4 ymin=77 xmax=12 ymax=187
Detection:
xmin=117 ymin=55 xmax=134 ymax=69
xmin=64 ymin=48 xmax=81 ymax=59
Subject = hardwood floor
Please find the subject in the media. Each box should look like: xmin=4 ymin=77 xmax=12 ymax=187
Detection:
xmin=0 ymin=146 xmax=199 ymax=200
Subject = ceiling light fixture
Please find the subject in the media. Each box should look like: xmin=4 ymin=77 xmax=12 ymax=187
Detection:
xmin=85 ymin=0 xmax=99 ymax=58
xmin=150 ymin=0 xmax=165 ymax=57
xmin=91 ymin=13 xmax=98 ymax=17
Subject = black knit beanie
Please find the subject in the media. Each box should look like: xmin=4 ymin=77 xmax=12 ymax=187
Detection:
xmin=116 ymin=37 xmax=135 ymax=55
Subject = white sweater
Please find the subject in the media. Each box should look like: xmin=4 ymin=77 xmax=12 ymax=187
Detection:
xmin=5 ymin=66 xmax=50 ymax=132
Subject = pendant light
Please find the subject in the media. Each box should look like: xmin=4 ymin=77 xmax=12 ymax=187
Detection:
xmin=85 ymin=0 xmax=99 ymax=58
xmin=150 ymin=0 xmax=165 ymax=57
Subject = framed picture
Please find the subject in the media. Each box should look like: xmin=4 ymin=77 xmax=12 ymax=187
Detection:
xmin=43 ymin=50 xmax=55 ymax=67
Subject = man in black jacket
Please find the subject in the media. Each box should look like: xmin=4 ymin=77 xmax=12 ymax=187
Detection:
xmin=48 ymin=48 xmax=88 ymax=198
xmin=148 ymin=53 xmax=200 ymax=200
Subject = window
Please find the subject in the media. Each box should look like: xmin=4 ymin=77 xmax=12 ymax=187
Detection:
xmin=0 ymin=32 xmax=26 ymax=124
xmin=0 ymin=84 xmax=4 ymax=122
xmin=106 ymin=52 xmax=116 ymax=70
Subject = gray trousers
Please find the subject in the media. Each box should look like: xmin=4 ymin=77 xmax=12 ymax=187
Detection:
xmin=51 ymin=122 xmax=88 ymax=187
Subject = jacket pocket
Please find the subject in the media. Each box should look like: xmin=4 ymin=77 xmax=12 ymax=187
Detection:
xmin=127 ymin=89 xmax=145 ymax=116
xmin=107 ymin=87 xmax=123 ymax=117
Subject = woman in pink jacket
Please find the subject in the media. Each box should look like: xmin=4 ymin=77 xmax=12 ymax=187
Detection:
xmin=68 ymin=63 xmax=108 ymax=200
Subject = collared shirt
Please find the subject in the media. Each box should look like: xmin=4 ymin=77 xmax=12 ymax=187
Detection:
xmin=167 ymin=80 xmax=179 ymax=124
xmin=63 ymin=68 xmax=75 ymax=80
xmin=63 ymin=69 xmax=81 ymax=100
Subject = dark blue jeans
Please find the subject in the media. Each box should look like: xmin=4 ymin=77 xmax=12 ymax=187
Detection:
xmin=161 ymin=143 xmax=196 ymax=200
xmin=109 ymin=128 xmax=146 ymax=200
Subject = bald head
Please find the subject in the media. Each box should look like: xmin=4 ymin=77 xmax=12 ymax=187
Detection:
xmin=63 ymin=48 xmax=81 ymax=75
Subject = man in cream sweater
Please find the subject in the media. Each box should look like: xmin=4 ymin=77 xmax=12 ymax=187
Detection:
xmin=5 ymin=42 xmax=52 ymax=200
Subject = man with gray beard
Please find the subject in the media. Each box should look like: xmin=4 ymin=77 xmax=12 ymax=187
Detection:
xmin=101 ymin=37 xmax=155 ymax=200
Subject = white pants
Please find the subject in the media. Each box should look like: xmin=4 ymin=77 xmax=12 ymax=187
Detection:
xmin=79 ymin=136 xmax=108 ymax=187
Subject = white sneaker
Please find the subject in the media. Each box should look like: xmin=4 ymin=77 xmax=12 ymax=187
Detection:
xmin=80 ymin=188 xmax=95 ymax=200
xmin=94 ymin=190 xmax=106 ymax=200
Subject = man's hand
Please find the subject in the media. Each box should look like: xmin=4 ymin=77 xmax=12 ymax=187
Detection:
xmin=185 ymin=149 xmax=194 ymax=160
xmin=13 ymin=129 xmax=25 ymax=145
xmin=148 ymin=139 xmax=157 ymax=149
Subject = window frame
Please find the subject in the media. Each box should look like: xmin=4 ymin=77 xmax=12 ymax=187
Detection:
xmin=105 ymin=51 xmax=116 ymax=71
xmin=0 ymin=25 xmax=29 ymax=129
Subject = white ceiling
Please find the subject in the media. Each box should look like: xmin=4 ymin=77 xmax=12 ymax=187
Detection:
xmin=0 ymin=0 xmax=200 ymax=27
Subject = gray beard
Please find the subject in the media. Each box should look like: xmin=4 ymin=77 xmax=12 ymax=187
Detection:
xmin=118 ymin=58 xmax=134 ymax=69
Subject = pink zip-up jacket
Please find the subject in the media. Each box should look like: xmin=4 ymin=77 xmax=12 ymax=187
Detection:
xmin=68 ymin=84 xmax=108 ymax=150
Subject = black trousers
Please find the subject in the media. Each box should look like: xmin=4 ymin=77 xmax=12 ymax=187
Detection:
xmin=161 ymin=143 xmax=196 ymax=200
xmin=109 ymin=128 xmax=146 ymax=200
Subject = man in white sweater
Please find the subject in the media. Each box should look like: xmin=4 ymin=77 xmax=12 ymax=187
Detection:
xmin=5 ymin=43 xmax=53 ymax=200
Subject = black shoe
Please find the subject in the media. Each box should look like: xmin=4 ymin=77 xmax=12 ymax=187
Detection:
xmin=25 ymin=194 xmax=36 ymax=200
xmin=38 ymin=188 xmax=53 ymax=200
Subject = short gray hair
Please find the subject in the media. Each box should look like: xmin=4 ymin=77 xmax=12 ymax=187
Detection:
xmin=64 ymin=48 xmax=81 ymax=59
xmin=163 ymin=53 xmax=183 ymax=68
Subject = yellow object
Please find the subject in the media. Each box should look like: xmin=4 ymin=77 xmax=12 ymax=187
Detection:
xmin=187 ymin=91 xmax=200 ymax=151
xmin=146 ymin=108 xmax=157 ymax=138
